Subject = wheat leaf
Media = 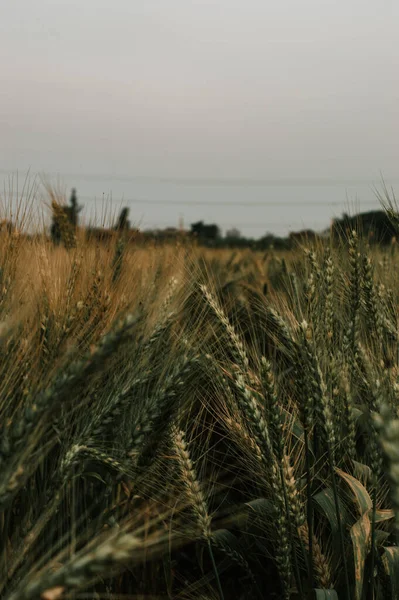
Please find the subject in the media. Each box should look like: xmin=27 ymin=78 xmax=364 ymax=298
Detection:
xmin=314 ymin=590 xmax=339 ymax=599
xmin=335 ymin=468 xmax=372 ymax=515
xmin=381 ymin=547 xmax=399 ymax=598
xmin=350 ymin=511 xmax=371 ymax=600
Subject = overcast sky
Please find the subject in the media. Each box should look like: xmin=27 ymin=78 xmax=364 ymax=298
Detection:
xmin=1 ymin=1 xmax=398 ymax=234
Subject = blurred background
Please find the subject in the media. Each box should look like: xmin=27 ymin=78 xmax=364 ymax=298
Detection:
xmin=1 ymin=1 xmax=398 ymax=237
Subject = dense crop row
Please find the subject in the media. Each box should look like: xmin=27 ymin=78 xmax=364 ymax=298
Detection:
xmin=1 ymin=200 xmax=399 ymax=598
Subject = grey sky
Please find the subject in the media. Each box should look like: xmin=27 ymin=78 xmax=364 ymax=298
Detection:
xmin=1 ymin=1 xmax=398 ymax=236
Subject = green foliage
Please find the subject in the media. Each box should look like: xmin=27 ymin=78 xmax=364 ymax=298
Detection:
xmin=2 ymin=215 xmax=399 ymax=599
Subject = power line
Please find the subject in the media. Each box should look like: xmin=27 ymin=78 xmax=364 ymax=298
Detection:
xmin=71 ymin=196 xmax=382 ymax=208
xmin=0 ymin=191 xmax=382 ymax=207
xmin=1 ymin=192 xmax=383 ymax=208
xmin=1 ymin=170 xmax=397 ymax=187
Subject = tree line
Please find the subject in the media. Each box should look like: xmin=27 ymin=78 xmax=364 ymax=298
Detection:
xmin=50 ymin=189 xmax=397 ymax=250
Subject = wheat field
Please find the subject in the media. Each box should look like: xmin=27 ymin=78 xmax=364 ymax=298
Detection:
xmin=1 ymin=188 xmax=399 ymax=599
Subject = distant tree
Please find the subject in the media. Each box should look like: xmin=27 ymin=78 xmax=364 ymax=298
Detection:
xmin=257 ymin=233 xmax=290 ymax=251
xmin=225 ymin=227 xmax=241 ymax=239
xmin=114 ymin=207 xmax=131 ymax=231
xmin=331 ymin=210 xmax=397 ymax=245
xmin=50 ymin=212 xmax=62 ymax=246
xmin=67 ymin=188 xmax=81 ymax=226
xmin=50 ymin=188 xmax=82 ymax=249
xmin=289 ymin=229 xmax=318 ymax=246
xmin=190 ymin=221 xmax=221 ymax=244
